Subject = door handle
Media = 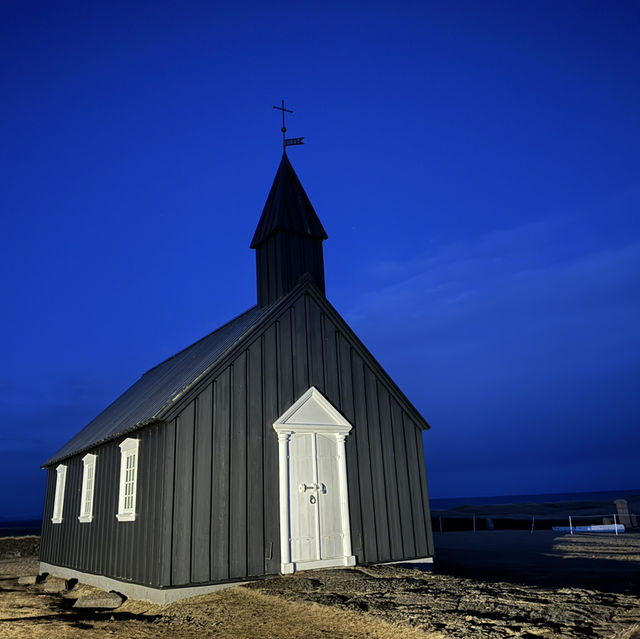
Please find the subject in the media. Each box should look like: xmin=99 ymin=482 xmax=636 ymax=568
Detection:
xmin=299 ymin=483 xmax=321 ymax=493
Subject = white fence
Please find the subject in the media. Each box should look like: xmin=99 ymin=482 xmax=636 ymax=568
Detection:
xmin=433 ymin=510 xmax=640 ymax=535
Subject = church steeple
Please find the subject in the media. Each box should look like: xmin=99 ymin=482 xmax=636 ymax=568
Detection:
xmin=251 ymin=153 xmax=327 ymax=307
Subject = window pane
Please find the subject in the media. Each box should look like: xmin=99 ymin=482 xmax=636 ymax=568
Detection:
xmin=118 ymin=441 xmax=138 ymax=518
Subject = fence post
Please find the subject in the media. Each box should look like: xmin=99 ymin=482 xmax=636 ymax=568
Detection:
xmin=530 ymin=515 xmax=535 ymax=534
xmin=569 ymin=515 xmax=573 ymax=535
xmin=439 ymin=516 xmax=443 ymax=533
xmin=614 ymin=499 xmax=632 ymax=529
xmin=614 ymin=513 xmax=619 ymax=536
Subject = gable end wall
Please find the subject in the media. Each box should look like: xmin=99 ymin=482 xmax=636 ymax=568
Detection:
xmin=164 ymin=291 xmax=433 ymax=586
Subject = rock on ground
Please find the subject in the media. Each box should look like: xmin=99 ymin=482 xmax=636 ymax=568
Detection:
xmin=72 ymin=590 xmax=124 ymax=609
xmin=41 ymin=576 xmax=67 ymax=593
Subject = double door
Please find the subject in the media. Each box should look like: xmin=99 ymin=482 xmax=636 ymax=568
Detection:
xmin=288 ymin=432 xmax=346 ymax=565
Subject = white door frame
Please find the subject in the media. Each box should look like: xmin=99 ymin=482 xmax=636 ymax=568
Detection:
xmin=273 ymin=386 xmax=356 ymax=574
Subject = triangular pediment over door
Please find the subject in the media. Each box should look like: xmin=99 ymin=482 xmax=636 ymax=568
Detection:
xmin=277 ymin=386 xmax=351 ymax=430
xmin=273 ymin=387 xmax=356 ymax=573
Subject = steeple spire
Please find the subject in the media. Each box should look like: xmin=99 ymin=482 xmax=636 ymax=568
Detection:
xmin=251 ymin=153 xmax=327 ymax=307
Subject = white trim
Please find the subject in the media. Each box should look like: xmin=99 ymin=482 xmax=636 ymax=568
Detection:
xmin=78 ymin=453 xmax=97 ymax=523
xmin=275 ymin=387 xmax=352 ymax=432
xmin=335 ymin=433 xmax=354 ymax=559
xmin=282 ymin=555 xmax=356 ymax=573
xmin=39 ymin=562 xmax=249 ymax=604
xmin=51 ymin=465 xmax=67 ymax=524
xmin=116 ymin=438 xmax=139 ymax=522
xmin=273 ymin=387 xmax=355 ymax=574
xmin=276 ymin=431 xmax=293 ymax=569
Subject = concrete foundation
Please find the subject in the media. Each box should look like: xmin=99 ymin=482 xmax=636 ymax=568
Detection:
xmin=39 ymin=562 xmax=249 ymax=604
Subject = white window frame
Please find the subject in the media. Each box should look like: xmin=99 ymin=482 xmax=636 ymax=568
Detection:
xmin=51 ymin=464 xmax=67 ymax=524
xmin=78 ymin=453 xmax=97 ymax=523
xmin=116 ymin=438 xmax=139 ymax=522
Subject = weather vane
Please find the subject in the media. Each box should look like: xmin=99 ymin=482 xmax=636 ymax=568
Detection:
xmin=273 ymin=99 xmax=304 ymax=151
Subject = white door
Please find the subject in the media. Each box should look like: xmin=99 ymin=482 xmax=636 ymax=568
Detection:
xmin=274 ymin=387 xmax=356 ymax=573
xmin=289 ymin=432 xmax=344 ymax=564
xmin=289 ymin=432 xmax=317 ymax=562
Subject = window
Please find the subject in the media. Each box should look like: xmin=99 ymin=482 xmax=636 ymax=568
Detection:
xmin=51 ymin=464 xmax=67 ymax=524
xmin=78 ymin=453 xmax=97 ymax=523
xmin=117 ymin=438 xmax=139 ymax=522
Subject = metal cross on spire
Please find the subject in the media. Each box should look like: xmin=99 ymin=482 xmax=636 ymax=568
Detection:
xmin=273 ymin=99 xmax=304 ymax=152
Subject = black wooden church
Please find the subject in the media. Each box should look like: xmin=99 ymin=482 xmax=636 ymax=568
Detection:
xmin=40 ymin=151 xmax=434 ymax=602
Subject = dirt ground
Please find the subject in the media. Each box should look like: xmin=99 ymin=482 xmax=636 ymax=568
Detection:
xmin=1 ymin=532 xmax=639 ymax=638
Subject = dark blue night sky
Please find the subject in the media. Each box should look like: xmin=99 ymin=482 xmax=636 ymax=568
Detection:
xmin=2 ymin=1 xmax=639 ymax=518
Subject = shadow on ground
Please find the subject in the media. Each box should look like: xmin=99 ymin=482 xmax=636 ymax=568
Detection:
xmin=433 ymin=530 xmax=640 ymax=595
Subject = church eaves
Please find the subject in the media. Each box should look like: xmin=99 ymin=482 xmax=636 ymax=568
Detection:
xmin=42 ymin=304 xmax=272 ymax=467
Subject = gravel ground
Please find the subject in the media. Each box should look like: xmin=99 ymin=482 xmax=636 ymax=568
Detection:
xmin=1 ymin=531 xmax=639 ymax=638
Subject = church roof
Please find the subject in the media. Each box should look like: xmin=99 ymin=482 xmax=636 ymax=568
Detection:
xmin=43 ymin=304 xmax=271 ymax=467
xmin=250 ymin=153 xmax=328 ymax=248
xmin=44 ymin=276 xmax=430 ymax=468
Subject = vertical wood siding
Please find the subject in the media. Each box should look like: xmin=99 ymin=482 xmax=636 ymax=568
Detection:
xmin=230 ymin=352 xmax=247 ymax=579
xmin=262 ymin=325 xmax=280 ymax=575
xmin=192 ymin=385 xmax=212 ymax=582
xmin=161 ymin=290 xmax=433 ymax=585
xmin=246 ymin=339 xmax=264 ymax=576
xmin=172 ymin=402 xmax=194 ymax=585
xmin=211 ymin=370 xmax=231 ymax=582
xmin=256 ymin=232 xmax=325 ymax=306
xmin=40 ymin=422 xmax=166 ymax=586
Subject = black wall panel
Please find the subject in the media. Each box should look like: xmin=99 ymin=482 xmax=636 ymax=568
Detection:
xmin=404 ymin=413 xmax=429 ymax=556
xmin=192 ymin=386 xmax=213 ymax=583
xmin=210 ymin=371 xmax=230 ymax=582
xmin=262 ymin=324 xmax=280 ymax=575
xmin=256 ymin=231 xmax=325 ymax=306
xmin=229 ymin=354 xmax=248 ymax=579
xmin=246 ymin=339 xmax=265 ymax=577
xmin=172 ymin=401 xmax=194 ymax=585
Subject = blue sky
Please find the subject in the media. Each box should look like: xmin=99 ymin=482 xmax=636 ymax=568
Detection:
xmin=1 ymin=1 xmax=639 ymax=518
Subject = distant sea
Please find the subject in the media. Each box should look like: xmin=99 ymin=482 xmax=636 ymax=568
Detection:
xmin=430 ymin=488 xmax=640 ymax=511
xmin=0 ymin=519 xmax=42 ymax=538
